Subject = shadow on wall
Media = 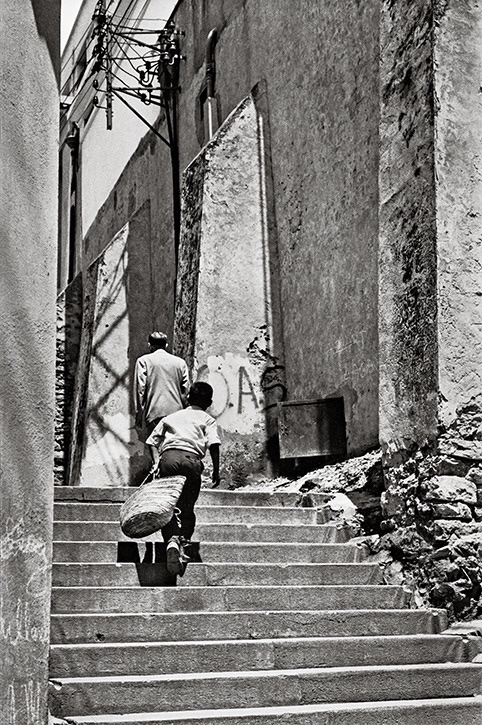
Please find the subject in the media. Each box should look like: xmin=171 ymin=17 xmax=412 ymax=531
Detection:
xmin=60 ymin=201 xmax=156 ymax=487
xmin=55 ymin=274 xmax=82 ymax=484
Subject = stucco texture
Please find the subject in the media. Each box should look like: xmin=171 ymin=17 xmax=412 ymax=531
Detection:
xmin=176 ymin=94 xmax=277 ymax=479
xmin=72 ymin=206 xmax=155 ymax=487
xmin=174 ymin=0 xmax=380 ymax=456
xmin=82 ymin=117 xmax=176 ymax=339
xmin=0 ymin=1 xmax=59 ymax=722
xmin=378 ymin=0 xmax=438 ymax=451
xmin=435 ymin=0 xmax=482 ymax=425
xmin=67 ymin=0 xmax=381 ymax=475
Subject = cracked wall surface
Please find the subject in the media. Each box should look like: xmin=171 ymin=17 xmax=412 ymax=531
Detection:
xmin=175 ymin=93 xmax=277 ymax=480
xmin=174 ymin=0 xmax=380 ymax=456
xmin=0 ymin=1 xmax=59 ymax=722
xmin=63 ymin=0 xmax=381 ymax=479
xmin=435 ymin=0 xmax=482 ymax=426
xmin=379 ymin=0 xmax=438 ymax=451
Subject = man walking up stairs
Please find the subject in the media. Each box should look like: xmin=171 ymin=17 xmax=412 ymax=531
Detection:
xmin=49 ymin=486 xmax=482 ymax=724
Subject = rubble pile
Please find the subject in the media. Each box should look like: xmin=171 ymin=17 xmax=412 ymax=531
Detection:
xmin=374 ymin=402 xmax=482 ymax=620
xmin=231 ymin=449 xmax=383 ymax=537
xmin=232 ymin=402 xmax=482 ymax=621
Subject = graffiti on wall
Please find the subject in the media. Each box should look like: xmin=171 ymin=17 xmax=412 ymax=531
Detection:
xmin=195 ymin=353 xmax=286 ymax=434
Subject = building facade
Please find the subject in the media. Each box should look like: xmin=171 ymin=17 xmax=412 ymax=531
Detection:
xmin=1 ymin=2 xmax=60 ymax=723
xmin=57 ymin=0 xmax=482 ymax=492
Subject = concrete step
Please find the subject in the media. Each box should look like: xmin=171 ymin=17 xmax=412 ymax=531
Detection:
xmin=49 ymin=633 xmax=472 ymax=678
xmin=180 ymin=563 xmax=381 ymax=587
xmin=53 ymin=540 xmax=360 ymax=563
xmin=48 ymin=663 xmax=482 ymax=718
xmin=51 ymin=562 xmax=381 ymax=587
xmin=50 ymin=608 xmax=447 ymax=645
xmin=51 ymin=584 xmax=408 ymax=614
xmin=47 ymin=696 xmax=482 ymax=725
xmin=54 ymin=502 xmax=319 ymax=525
xmin=54 ymin=486 xmax=331 ymax=508
xmin=53 ymin=522 xmax=348 ymax=543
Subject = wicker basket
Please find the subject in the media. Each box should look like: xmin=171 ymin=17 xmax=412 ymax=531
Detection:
xmin=120 ymin=475 xmax=186 ymax=539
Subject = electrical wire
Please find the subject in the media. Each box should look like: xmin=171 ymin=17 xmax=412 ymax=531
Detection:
xmin=62 ymin=0 xmax=171 ymax=123
xmin=60 ymin=0 xmax=116 ymax=74
xmin=62 ymin=0 xmax=143 ymax=87
xmin=109 ymin=61 xmax=163 ymax=107
xmin=64 ymin=3 xmax=131 ymax=99
xmin=61 ymin=19 xmax=93 ymax=73
xmin=108 ymin=14 xmax=168 ymax=21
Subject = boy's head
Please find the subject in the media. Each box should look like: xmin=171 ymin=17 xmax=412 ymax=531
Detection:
xmin=189 ymin=382 xmax=213 ymax=410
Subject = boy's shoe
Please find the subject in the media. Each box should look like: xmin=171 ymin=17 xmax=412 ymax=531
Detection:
xmin=166 ymin=536 xmax=184 ymax=576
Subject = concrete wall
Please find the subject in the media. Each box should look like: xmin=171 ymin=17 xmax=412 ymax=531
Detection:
xmin=378 ymin=0 xmax=438 ymax=453
xmin=60 ymin=0 xmax=177 ymax=245
xmin=379 ymin=0 xmax=482 ymax=453
xmin=0 ymin=1 xmax=60 ymax=722
xmin=63 ymin=199 xmax=163 ymax=487
xmin=175 ymin=90 xmax=283 ymax=480
xmin=59 ymin=0 xmax=381 ymax=482
xmin=174 ymin=0 xmax=381 ymax=456
xmin=57 ymin=97 xmax=180 ymax=486
xmin=78 ymin=217 xmax=151 ymax=487
xmin=434 ymin=0 xmax=482 ymax=426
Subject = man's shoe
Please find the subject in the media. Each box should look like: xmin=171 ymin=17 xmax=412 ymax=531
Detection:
xmin=166 ymin=536 xmax=184 ymax=576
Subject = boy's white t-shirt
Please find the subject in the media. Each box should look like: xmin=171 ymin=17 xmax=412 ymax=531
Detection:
xmin=145 ymin=405 xmax=220 ymax=458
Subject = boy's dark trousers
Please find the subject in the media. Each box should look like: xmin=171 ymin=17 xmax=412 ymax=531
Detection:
xmin=158 ymin=448 xmax=203 ymax=542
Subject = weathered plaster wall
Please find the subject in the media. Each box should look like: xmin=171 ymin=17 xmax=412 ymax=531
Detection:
xmin=69 ymin=0 xmax=380 ymax=478
xmin=176 ymin=93 xmax=280 ymax=480
xmin=173 ymin=0 xmax=381 ymax=455
xmin=71 ymin=205 xmax=155 ymax=487
xmin=64 ymin=124 xmax=178 ymax=486
xmin=434 ymin=0 xmax=482 ymax=426
xmin=0 ymin=1 xmax=59 ymax=722
xmin=174 ymin=155 xmax=205 ymax=371
xmin=378 ymin=0 xmax=438 ymax=452
xmin=83 ymin=118 xmax=176 ymax=337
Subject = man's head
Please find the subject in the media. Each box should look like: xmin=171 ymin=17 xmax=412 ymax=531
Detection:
xmin=148 ymin=331 xmax=168 ymax=350
xmin=188 ymin=381 xmax=213 ymax=410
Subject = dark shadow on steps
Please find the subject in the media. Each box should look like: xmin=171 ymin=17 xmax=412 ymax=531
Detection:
xmin=116 ymin=541 xmax=201 ymax=585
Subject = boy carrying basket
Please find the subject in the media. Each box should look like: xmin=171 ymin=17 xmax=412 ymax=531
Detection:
xmin=146 ymin=381 xmax=221 ymax=575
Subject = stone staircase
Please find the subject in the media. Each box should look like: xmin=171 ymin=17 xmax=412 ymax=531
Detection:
xmin=49 ymin=486 xmax=482 ymax=724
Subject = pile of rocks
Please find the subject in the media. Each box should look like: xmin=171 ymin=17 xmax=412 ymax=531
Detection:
xmin=236 ymin=401 xmax=482 ymax=621
xmin=374 ymin=402 xmax=482 ymax=620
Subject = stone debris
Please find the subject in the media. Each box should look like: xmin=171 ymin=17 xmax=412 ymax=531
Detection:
xmin=375 ymin=402 xmax=482 ymax=622
xmin=207 ymin=401 xmax=482 ymax=623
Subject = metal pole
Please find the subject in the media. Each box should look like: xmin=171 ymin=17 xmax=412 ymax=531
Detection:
xmin=205 ymin=29 xmax=217 ymax=140
xmin=106 ymin=24 xmax=113 ymax=129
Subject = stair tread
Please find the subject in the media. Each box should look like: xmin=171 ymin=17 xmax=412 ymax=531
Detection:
xmin=50 ymin=632 xmax=466 ymax=649
xmin=51 ymin=607 xmax=434 ymax=615
xmin=54 ymin=503 xmax=315 ymax=510
xmin=51 ymin=583 xmax=398 ymax=588
xmin=50 ymin=488 xmax=472 ymax=721
xmin=49 ymin=696 xmax=482 ymax=724
xmin=53 ymin=522 xmax=346 ymax=543
xmin=52 ymin=562 xmax=374 ymax=567
xmin=51 ymin=660 xmax=482 ymax=684
xmin=52 ymin=539 xmax=351 ymax=544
